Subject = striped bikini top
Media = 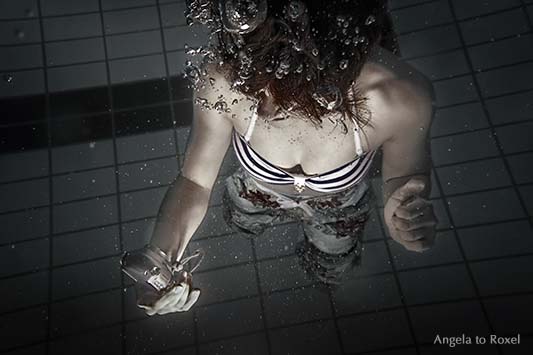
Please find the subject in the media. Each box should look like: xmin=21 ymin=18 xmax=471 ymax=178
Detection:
xmin=232 ymin=109 xmax=377 ymax=193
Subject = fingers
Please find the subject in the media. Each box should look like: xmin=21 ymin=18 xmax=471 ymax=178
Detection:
xmin=139 ymin=282 xmax=201 ymax=316
xmin=392 ymin=208 xmax=436 ymax=231
xmin=181 ymin=289 xmax=201 ymax=311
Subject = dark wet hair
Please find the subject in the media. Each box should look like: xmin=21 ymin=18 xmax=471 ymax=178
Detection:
xmin=188 ymin=0 xmax=396 ymax=129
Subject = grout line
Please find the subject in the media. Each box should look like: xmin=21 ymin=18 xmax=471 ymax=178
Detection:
xmin=96 ymin=1 xmax=128 ymax=354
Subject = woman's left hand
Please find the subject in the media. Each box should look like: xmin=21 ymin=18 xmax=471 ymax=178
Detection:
xmin=384 ymin=177 xmax=437 ymax=252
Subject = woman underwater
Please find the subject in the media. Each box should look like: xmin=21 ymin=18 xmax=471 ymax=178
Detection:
xmin=125 ymin=0 xmax=438 ymax=315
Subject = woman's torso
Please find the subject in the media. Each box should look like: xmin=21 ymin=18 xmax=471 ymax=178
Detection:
xmin=227 ymin=46 xmax=429 ymax=198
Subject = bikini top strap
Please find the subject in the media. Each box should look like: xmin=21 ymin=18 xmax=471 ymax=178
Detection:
xmin=352 ymin=119 xmax=364 ymax=157
xmin=243 ymin=109 xmax=258 ymax=142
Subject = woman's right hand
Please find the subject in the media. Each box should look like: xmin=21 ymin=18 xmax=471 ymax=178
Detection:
xmin=135 ymin=277 xmax=201 ymax=316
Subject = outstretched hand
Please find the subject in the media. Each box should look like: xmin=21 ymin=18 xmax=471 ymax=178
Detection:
xmin=136 ymin=276 xmax=201 ymax=316
xmin=384 ymin=177 xmax=437 ymax=252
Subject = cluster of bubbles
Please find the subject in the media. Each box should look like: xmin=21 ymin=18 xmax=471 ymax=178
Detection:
xmin=184 ymin=0 xmax=377 ymax=112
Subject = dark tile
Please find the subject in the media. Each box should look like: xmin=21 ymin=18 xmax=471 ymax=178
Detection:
xmin=469 ymin=34 xmax=533 ymax=71
xmin=53 ymin=195 xmax=118 ymax=233
xmin=0 ymin=238 xmax=48 ymax=278
xmin=477 ymin=62 xmax=533 ymax=98
xmin=408 ymin=50 xmax=469 ymax=81
xmin=4 ymin=344 xmax=46 ymax=355
xmin=433 ymin=75 xmax=478 ymax=107
xmin=339 ymin=309 xmax=413 ymax=353
xmin=0 ymin=0 xmax=39 ymax=20
xmin=50 ymin=290 xmax=121 ymax=337
xmin=219 ymin=147 xmax=241 ymax=176
xmin=193 ymin=263 xmax=258 ymax=306
xmin=199 ymin=333 xmax=268 ymax=355
xmin=264 ymin=287 xmax=332 ymax=328
xmin=458 ymin=220 xmax=533 ymax=260
xmin=485 ymin=91 xmax=533 ymax=125
xmin=269 ymin=321 xmax=342 ymax=355
xmin=52 ymin=256 xmax=121 ymax=300
xmin=0 ymin=68 xmax=45 ymax=98
xmin=112 ymin=78 xmax=169 ymax=109
xmin=0 ymin=207 xmax=49 ymax=244
xmin=484 ymin=294 xmax=533 ymax=334
xmin=48 ymin=62 xmax=108 ymax=93
xmin=0 ymin=121 xmax=48 ymax=154
xmin=361 ymin=208 xmax=386 ymax=241
xmin=0 ymin=44 xmax=43 ymax=70
xmin=120 ymin=186 xmax=166 ymax=221
xmin=163 ymin=25 xmax=210 ymax=51
xmin=398 ymin=24 xmax=460 ymax=58
xmin=388 ymin=230 xmax=463 ymax=270
xmin=253 ymin=222 xmax=303 ymax=260
xmin=0 ymin=94 xmax=46 ymax=125
xmin=101 ymin=0 xmax=156 ymax=11
xmin=409 ymin=301 xmax=490 ymax=343
xmin=0 ymin=19 xmax=41 ymax=45
xmin=103 ymin=6 xmax=159 ymax=35
xmin=116 ymin=129 xmax=176 ymax=163
xmin=115 ymin=105 xmax=173 ymax=136
xmin=40 ymin=0 xmax=99 ymax=16
xmin=0 ymin=150 xmax=48 ymax=183
xmin=121 ymin=217 xmax=155 ymax=252
xmin=51 ymin=139 xmax=115 ymax=174
xmin=392 ymin=1 xmax=452 ymax=33
xmin=436 ymin=158 xmax=512 ymax=195
xmin=125 ymin=311 xmax=195 ymax=355
xmin=118 ymin=156 xmax=178 ymax=191
xmin=355 ymin=240 xmax=392 ymax=276
xmin=389 ymin=0 xmax=430 ymax=10
xmin=460 ymin=8 xmax=529 ymax=45
xmin=170 ymin=76 xmax=193 ymax=101
xmin=0 ymin=306 xmax=47 ymax=352
xmin=194 ymin=204 xmax=235 ymax=238
xmin=43 ymin=14 xmax=102 ymax=42
xmin=49 ymin=326 xmax=122 ymax=355
xmin=399 ymin=264 xmax=476 ymax=305
xmin=109 ymin=54 xmax=166 ymax=84
xmin=160 ymin=2 xmax=188 ymax=27
xmin=431 ymin=129 xmax=499 ymax=166
xmin=258 ymin=255 xmax=313 ymax=292
xmin=173 ymin=100 xmax=193 ymax=126
xmin=0 ymin=271 xmax=48 ymax=313
xmin=332 ymin=273 xmax=401 ymax=315
xmin=452 ymin=0 xmax=521 ymax=20
xmin=49 ymin=86 xmax=110 ymax=119
xmin=508 ymin=153 xmax=533 ymax=183
xmin=520 ymin=185 xmax=533 ymax=216
xmin=496 ymin=121 xmax=533 ymax=154
xmin=196 ymin=297 xmax=263 ymax=342
xmin=0 ymin=178 xmax=49 ymax=213
xmin=431 ymin=103 xmax=488 ymax=137
xmin=470 ymin=255 xmax=533 ymax=296
xmin=52 ymin=167 xmax=116 ymax=203
xmin=53 ymin=225 xmax=121 ymax=266
xmin=51 ymin=114 xmax=112 ymax=146
xmin=106 ymin=29 xmax=162 ymax=59
xmin=45 ymin=37 xmax=106 ymax=66
xmin=188 ymin=233 xmax=254 ymax=272
xmin=447 ymin=188 xmax=525 ymax=227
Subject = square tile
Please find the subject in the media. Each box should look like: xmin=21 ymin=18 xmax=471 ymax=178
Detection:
xmin=332 ymin=273 xmax=401 ymax=315
xmin=477 ymin=62 xmax=533 ymax=98
xmin=118 ymin=156 xmax=179 ymax=191
xmin=45 ymin=38 xmax=106 ymax=67
xmin=431 ymin=129 xmax=499 ymax=166
xmin=0 ymin=121 xmax=48 ymax=154
xmin=0 ymin=178 xmax=49 ymax=213
xmin=269 ymin=321 xmax=341 ymax=355
xmin=470 ymin=255 xmax=533 ymax=296
xmin=258 ymin=255 xmax=313 ymax=292
xmin=121 ymin=217 xmax=155 ymax=251
xmin=0 ymin=44 xmax=43 ymax=71
xmin=436 ymin=158 xmax=512 ymax=195
xmin=116 ymin=130 xmax=176 ymax=164
xmin=409 ymin=300 xmax=490 ymax=343
xmin=485 ymin=90 xmax=533 ymax=125
xmin=0 ymin=306 xmax=48 ymax=352
xmin=51 ymin=114 xmax=112 ymax=146
xmin=469 ymin=34 xmax=533 ymax=71
xmin=194 ymin=205 xmax=235 ymax=238
xmin=49 ymin=326 xmax=122 ymax=355
xmin=52 ymin=167 xmax=116 ymax=203
xmin=125 ymin=311 xmax=195 ymax=355
xmin=48 ymin=62 xmax=107 ymax=93
xmin=52 ymin=139 xmax=115 ymax=174
xmin=0 ymin=207 xmax=49 ymax=244
xmin=103 ymin=6 xmax=159 ymax=35
xmin=433 ymin=75 xmax=478 ymax=107
xmin=507 ymin=153 xmax=533 ymax=184
xmin=40 ymin=0 xmax=99 ymax=16
xmin=339 ymin=309 xmax=413 ymax=353
xmin=196 ymin=297 xmax=263 ymax=342
xmin=160 ymin=2 xmax=188 ymax=27
xmin=520 ymin=185 xmax=533 ymax=216
xmin=0 ymin=68 xmax=45 ymax=98
xmin=263 ymin=287 xmax=332 ymax=327
xmin=459 ymin=8 xmax=529 ymax=45
xmin=49 ymin=86 xmax=110 ymax=119
xmin=451 ymin=0 xmax=521 ymax=20
xmin=0 ymin=94 xmax=46 ymax=125
xmin=0 ymin=150 xmax=48 ymax=183
xmin=483 ymin=294 xmax=533 ymax=334
xmin=53 ymin=195 xmax=118 ymax=233
xmin=408 ymin=50 xmax=469 ymax=81
xmin=53 ymin=225 xmax=121 ymax=266
xmin=0 ymin=19 xmax=41 ymax=45
xmin=388 ymin=230 xmax=463 ymax=270
xmin=496 ymin=122 xmax=533 ymax=154
xmin=431 ymin=103 xmax=488 ymax=137
xmin=446 ymin=188 xmax=525 ymax=227
xmin=0 ymin=237 xmax=49 ymax=278
xmin=120 ymin=186 xmax=167 ymax=221
xmin=163 ymin=25 xmax=210 ymax=51
xmin=52 ymin=256 xmax=121 ymax=300
xmin=392 ymin=1 xmax=452 ymax=33
xmin=101 ymin=0 xmax=156 ymax=11
xmin=0 ymin=0 xmax=38 ymax=20
xmin=112 ymin=78 xmax=170 ymax=109
xmin=110 ymin=54 xmax=166 ymax=83
xmin=193 ymin=263 xmax=258 ymax=306
xmin=43 ymin=14 xmax=102 ymax=41
xmin=106 ymin=29 xmax=162 ymax=59
xmin=458 ymin=220 xmax=533 ymax=260
xmin=115 ymin=105 xmax=173 ymax=137
xmin=398 ymin=264 xmax=476 ymax=305
xmin=50 ymin=290 xmax=121 ymax=337
xmin=253 ymin=222 xmax=303 ymax=260
xmin=199 ymin=333 xmax=268 ymax=355
xmin=398 ymin=25 xmax=460 ymax=59
xmin=188 ymin=233 xmax=254 ymax=272
xmin=0 ymin=271 xmax=48 ymax=313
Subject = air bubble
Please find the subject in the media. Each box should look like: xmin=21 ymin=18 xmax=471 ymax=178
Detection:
xmin=365 ymin=15 xmax=376 ymax=25
xmin=3 ymin=74 xmax=13 ymax=83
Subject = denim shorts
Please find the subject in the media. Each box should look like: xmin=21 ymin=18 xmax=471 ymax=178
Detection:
xmin=222 ymin=167 xmax=374 ymax=256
